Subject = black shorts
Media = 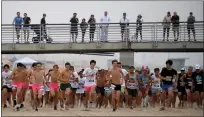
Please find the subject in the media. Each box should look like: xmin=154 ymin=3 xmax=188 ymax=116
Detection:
xmin=2 ymin=85 xmax=12 ymax=92
xmin=71 ymin=88 xmax=77 ymax=91
xmin=195 ymin=85 xmax=203 ymax=92
xmin=71 ymin=28 xmax=78 ymax=34
xmin=95 ymin=86 xmax=105 ymax=96
xmin=112 ymin=83 xmax=121 ymax=91
xmin=127 ymin=88 xmax=137 ymax=97
xmin=178 ymin=86 xmax=186 ymax=95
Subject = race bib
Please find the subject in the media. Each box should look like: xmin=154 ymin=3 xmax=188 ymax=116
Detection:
xmin=129 ymin=83 xmax=136 ymax=89
xmin=70 ymin=79 xmax=74 ymax=83
xmin=152 ymin=84 xmax=160 ymax=89
xmin=188 ymin=82 xmax=192 ymax=86
xmin=110 ymin=84 xmax=116 ymax=89
xmin=71 ymin=82 xmax=78 ymax=88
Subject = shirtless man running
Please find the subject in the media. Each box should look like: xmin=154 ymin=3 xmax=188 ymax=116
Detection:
xmin=59 ymin=62 xmax=73 ymax=110
xmin=11 ymin=63 xmax=28 ymax=111
xmin=95 ymin=69 xmax=107 ymax=108
xmin=30 ymin=62 xmax=46 ymax=111
xmin=107 ymin=59 xmax=124 ymax=111
xmin=47 ymin=65 xmax=61 ymax=110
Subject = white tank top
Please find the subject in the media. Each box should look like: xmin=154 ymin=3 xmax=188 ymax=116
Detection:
xmin=151 ymin=74 xmax=161 ymax=89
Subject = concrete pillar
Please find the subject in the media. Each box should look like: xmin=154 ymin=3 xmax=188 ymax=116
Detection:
xmin=119 ymin=52 xmax=134 ymax=69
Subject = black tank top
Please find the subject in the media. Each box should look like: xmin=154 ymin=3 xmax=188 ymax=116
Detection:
xmin=185 ymin=74 xmax=193 ymax=88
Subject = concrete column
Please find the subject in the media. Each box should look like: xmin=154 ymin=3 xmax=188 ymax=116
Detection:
xmin=119 ymin=52 xmax=134 ymax=69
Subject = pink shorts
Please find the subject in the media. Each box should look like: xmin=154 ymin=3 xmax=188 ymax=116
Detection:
xmin=49 ymin=83 xmax=59 ymax=91
xmin=23 ymin=83 xmax=29 ymax=89
xmin=84 ymin=84 xmax=96 ymax=92
xmin=32 ymin=84 xmax=43 ymax=91
xmin=12 ymin=82 xmax=25 ymax=89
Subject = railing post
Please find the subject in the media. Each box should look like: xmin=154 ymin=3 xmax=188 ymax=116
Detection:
xmin=40 ymin=24 xmax=42 ymax=48
xmin=12 ymin=24 xmax=15 ymax=49
xmin=96 ymin=24 xmax=99 ymax=47
xmin=183 ymin=22 xmax=186 ymax=42
xmin=125 ymin=23 xmax=128 ymax=47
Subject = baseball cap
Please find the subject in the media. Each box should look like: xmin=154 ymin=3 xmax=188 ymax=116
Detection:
xmin=195 ymin=64 xmax=200 ymax=70
xmin=180 ymin=68 xmax=185 ymax=71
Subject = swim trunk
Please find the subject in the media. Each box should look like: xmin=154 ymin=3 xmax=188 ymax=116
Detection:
xmin=60 ymin=83 xmax=71 ymax=91
xmin=28 ymin=84 xmax=33 ymax=90
xmin=162 ymin=84 xmax=173 ymax=91
xmin=111 ymin=83 xmax=121 ymax=91
xmin=12 ymin=82 xmax=26 ymax=89
xmin=96 ymin=86 xmax=105 ymax=96
xmin=84 ymin=84 xmax=96 ymax=92
xmin=2 ymin=85 xmax=12 ymax=92
xmin=127 ymin=88 xmax=137 ymax=97
xmin=32 ymin=84 xmax=44 ymax=91
xmin=23 ymin=83 xmax=29 ymax=89
xmin=49 ymin=83 xmax=59 ymax=91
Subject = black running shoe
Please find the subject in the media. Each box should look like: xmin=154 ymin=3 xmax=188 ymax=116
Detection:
xmin=113 ymin=108 xmax=116 ymax=112
xmin=16 ymin=107 xmax=20 ymax=111
xmin=20 ymin=104 xmax=24 ymax=108
xmin=3 ymin=104 xmax=7 ymax=108
xmin=13 ymin=100 xmax=17 ymax=107
xmin=54 ymin=105 xmax=57 ymax=110
xmin=35 ymin=108 xmax=38 ymax=111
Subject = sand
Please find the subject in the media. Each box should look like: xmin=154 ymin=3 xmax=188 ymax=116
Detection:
xmin=2 ymin=106 xmax=203 ymax=116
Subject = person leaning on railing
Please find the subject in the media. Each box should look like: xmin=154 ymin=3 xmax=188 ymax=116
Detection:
xmin=162 ymin=12 xmax=171 ymax=41
xmin=100 ymin=11 xmax=110 ymax=42
xmin=80 ymin=18 xmax=88 ymax=42
xmin=136 ymin=14 xmax=143 ymax=41
xmin=12 ymin=12 xmax=24 ymax=43
xmin=187 ymin=12 xmax=196 ymax=41
xmin=120 ymin=13 xmax=130 ymax=42
xmin=23 ymin=13 xmax=31 ymax=43
xmin=41 ymin=14 xmax=47 ymax=40
xmin=70 ymin=13 xmax=79 ymax=43
xmin=88 ymin=15 xmax=96 ymax=42
xmin=171 ymin=12 xmax=180 ymax=41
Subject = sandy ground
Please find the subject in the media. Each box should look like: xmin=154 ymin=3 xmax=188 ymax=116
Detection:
xmin=2 ymin=106 xmax=203 ymax=116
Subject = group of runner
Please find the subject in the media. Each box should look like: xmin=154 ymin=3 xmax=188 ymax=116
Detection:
xmin=1 ymin=59 xmax=203 ymax=112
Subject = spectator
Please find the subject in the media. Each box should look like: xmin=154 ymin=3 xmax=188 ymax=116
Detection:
xmin=100 ymin=11 xmax=110 ymax=42
xmin=70 ymin=13 xmax=79 ymax=43
xmin=136 ymin=14 xmax=143 ymax=41
xmin=88 ymin=15 xmax=96 ymax=42
xmin=12 ymin=12 xmax=24 ymax=43
xmin=162 ymin=12 xmax=171 ymax=41
xmin=187 ymin=12 xmax=196 ymax=41
xmin=23 ymin=13 xmax=31 ymax=43
xmin=80 ymin=18 xmax=88 ymax=42
xmin=41 ymin=14 xmax=47 ymax=40
xmin=120 ymin=13 xmax=130 ymax=41
xmin=171 ymin=12 xmax=180 ymax=41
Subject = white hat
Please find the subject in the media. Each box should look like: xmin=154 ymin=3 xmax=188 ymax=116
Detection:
xmin=181 ymin=68 xmax=185 ymax=71
xmin=195 ymin=64 xmax=200 ymax=70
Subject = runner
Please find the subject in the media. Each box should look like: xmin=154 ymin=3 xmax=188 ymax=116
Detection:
xmin=106 ymin=59 xmax=124 ymax=111
xmin=76 ymin=71 xmax=86 ymax=107
xmin=177 ymin=68 xmax=187 ymax=108
xmin=69 ymin=66 xmax=79 ymax=108
xmin=138 ymin=66 xmax=151 ymax=108
xmin=95 ymin=69 xmax=106 ymax=108
xmin=2 ymin=64 xmax=12 ymax=108
xmin=30 ymin=62 xmax=46 ymax=111
xmin=150 ymin=68 xmax=162 ymax=108
xmin=47 ymin=65 xmax=60 ymax=110
xmin=160 ymin=60 xmax=177 ymax=111
xmin=125 ymin=66 xmax=139 ymax=109
xmin=192 ymin=64 xmax=203 ymax=109
xmin=11 ymin=63 xmax=28 ymax=111
xmin=117 ymin=62 xmax=128 ymax=108
xmin=82 ymin=60 xmax=98 ymax=110
xmin=184 ymin=66 xmax=194 ymax=108
xmin=59 ymin=62 xmax=72 ymax=110
xmin=45 ymin=69 xmax=52 ymax=107
xmin=104 ymin=70 xmax=112 ymax=108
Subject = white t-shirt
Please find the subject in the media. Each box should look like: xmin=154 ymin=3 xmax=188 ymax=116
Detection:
xmin=121 ymin=69 xmax=128 ymax=87
xmin=2 ymin=71 xmax=12 ymax=87
xmin=100 ymin=16 xmax=110 ymax=26
xmin=151 ymin=74 xmax=161 ymax=89
xmin=120 ymin=18 xmax=129 ymax=23
xmin=83 ymin=67 xmax=98 ymax=86
xmin=70 ymin=71 xmax=79 ymax=88
xmin=76 ymin=77 xmax=86 ymax=93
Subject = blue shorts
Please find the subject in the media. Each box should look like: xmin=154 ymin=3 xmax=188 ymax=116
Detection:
xmin=151 ymin=88 xmax=162 ymax=94
xmin=23 ymin=27 xmax=30 ymax=30
xmin=162 ymin=84 xmax=173 ymax=91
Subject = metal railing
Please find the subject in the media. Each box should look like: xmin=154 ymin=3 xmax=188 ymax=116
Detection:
xmin=2 ymin=21 xmax=204 ymax=44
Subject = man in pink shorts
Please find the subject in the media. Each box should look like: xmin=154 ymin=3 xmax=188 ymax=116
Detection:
xmin=30 ymin=62 xmax=46 ymax=111
xmin=83 ymin=60 xmax=98 ymax=109
xmin=47 ymin=65 xmax=60 ymax=110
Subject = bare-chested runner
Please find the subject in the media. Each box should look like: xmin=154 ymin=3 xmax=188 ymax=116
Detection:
xmin=59 ymin=62 xmax=72 ymax=110
xmin=11 ymin=63 xmax=28 ymax=111
xmin=95 ymin=69 xmax=106 ymax=108
xmin=47 ymin=65 xmax=61 ymax=110
xmin=106 ymin=59 xmax=124 ymax=112
xmin=30 ymin=62 xmax=46 ymax=111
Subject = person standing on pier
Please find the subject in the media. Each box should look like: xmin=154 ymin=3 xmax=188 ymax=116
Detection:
xmin=88 ymin=15 xmax=96 ymax=42
xmin=12 ymin=12 xmax=24 ymax=43
xmin=100 ymin=11 xmax=110 ymax=42
xmin=70 ymin=13 xmax=79 ymax=43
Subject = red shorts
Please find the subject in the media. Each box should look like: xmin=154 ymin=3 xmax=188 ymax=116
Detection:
xmin=12 ymin=82 xmax=26 ymax=89
xmin=140 ymin=87 xmax=150 ymax=96
xmin=23 ymin=83 xmax=29 ymax=89
xmin=49 ymin=83 xmax=59 ymax=91
xmin=84 ymin=84 xmax=96 ymax=92
xmin=32 ymin=84 xmax=43 ymax=91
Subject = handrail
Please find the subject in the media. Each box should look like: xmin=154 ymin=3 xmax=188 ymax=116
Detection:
xmin=2 ymin=22 xmax=204 ymax=46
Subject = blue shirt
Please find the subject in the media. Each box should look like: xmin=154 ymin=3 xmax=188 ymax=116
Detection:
xmin=13 ymin=16 xmax=24 ymax=27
